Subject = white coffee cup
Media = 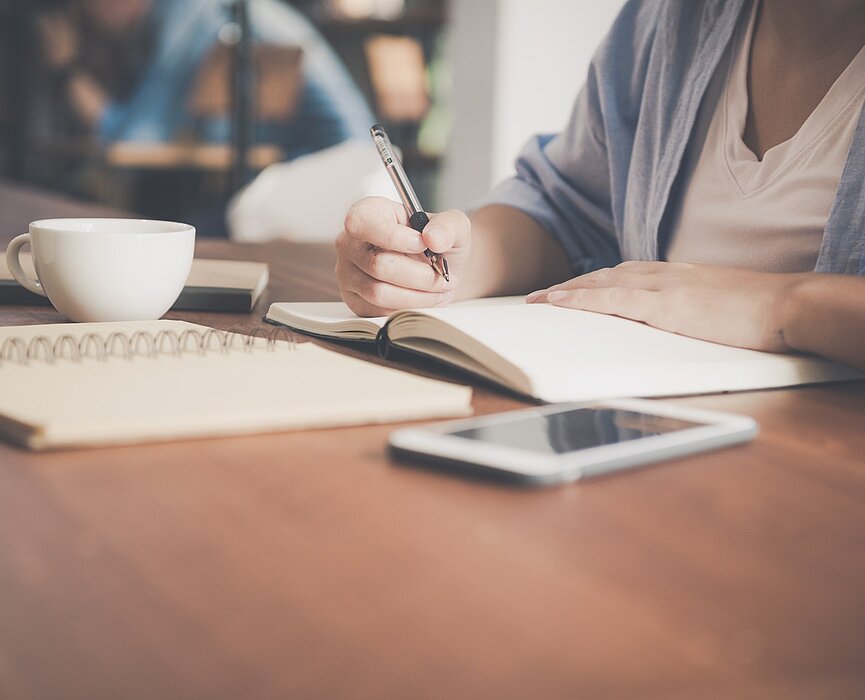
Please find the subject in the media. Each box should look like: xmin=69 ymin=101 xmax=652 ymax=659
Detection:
xmin=5 ymin=218 xmax=195 ymax=322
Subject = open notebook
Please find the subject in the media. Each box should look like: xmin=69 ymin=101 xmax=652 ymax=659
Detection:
xmin=0 ymin=321 xmax=471 ymax=450
xmin=266 ymin=297 xmax=863 ymax=402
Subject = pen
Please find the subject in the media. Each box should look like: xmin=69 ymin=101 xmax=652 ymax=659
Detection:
xmin=370 ymin=124 xmax=450 ymax=282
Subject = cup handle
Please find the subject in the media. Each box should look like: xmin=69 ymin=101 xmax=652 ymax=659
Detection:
xmin=6 ymin=234 xmax=46 ymax=297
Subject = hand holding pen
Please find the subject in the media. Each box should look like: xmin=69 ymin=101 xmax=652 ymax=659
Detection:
xmin=370 ymin=125 xmax=450 ymax=282
xmin=334 ymin=127 xmax=473 ymax=318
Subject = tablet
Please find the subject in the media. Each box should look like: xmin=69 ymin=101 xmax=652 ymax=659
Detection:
xmin=389 ymin=398 xmax=758 ymax=485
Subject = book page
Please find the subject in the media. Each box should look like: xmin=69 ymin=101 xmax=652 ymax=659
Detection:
xmin=264 ymin=297 xmax=861 ymax=401
xmin=270 ymin=301 xmax=388 ymax=327
xmin=265 ymin=297 xmax=524 ymax=341
xmin=266 ymin=301 xmax=386 ymax=340
xmin=393 ymin=301 xmax=863 ymax=401
xmin=185 ymin=259 xmax=269 ymax=291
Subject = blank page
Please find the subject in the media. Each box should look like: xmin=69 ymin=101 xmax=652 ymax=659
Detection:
xmin=401 ymin=302 xmax=863 ymax=401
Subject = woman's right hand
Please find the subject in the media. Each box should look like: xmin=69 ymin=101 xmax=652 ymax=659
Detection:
xmin=335 ymin=197 xmax=472 ymax=317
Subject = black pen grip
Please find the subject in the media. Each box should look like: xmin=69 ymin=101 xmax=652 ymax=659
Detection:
xmin=408 ymin=210 xmax=430 ymax=233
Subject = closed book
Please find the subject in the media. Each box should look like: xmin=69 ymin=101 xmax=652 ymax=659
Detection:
xmin=0 ymin=254 xmax=268 ymax=312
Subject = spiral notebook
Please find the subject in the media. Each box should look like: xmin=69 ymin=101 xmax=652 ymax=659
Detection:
xmin=0 ymin=321 xmax=472 ymax=450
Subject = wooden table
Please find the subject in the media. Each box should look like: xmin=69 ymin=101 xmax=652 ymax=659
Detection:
xmin=1 ymin=181 xmax=864 ymax=699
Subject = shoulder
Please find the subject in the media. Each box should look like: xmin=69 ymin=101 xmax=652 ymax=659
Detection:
xmin=587 ymin=0 xmax=736 ymax=119
xmin=595 ymin=0 xmax=729 ymax=68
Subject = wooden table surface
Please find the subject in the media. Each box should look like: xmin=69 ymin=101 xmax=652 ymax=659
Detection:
xmin=1 ymin=180 xmax=864 ymax=699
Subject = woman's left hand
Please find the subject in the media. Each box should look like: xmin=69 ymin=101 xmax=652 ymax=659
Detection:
xmin=526 ymin=262 xmax=807 ymax=352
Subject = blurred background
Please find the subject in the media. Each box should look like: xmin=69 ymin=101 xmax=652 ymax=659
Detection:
xmin=0 ymin=0 xmax=622 ymax=239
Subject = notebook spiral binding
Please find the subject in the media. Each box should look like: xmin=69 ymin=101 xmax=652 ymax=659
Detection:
xmin=0 ymin=326 xmax=296 ymax=367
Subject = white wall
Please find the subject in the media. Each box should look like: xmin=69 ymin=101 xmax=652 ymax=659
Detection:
xmin=440 ymin=0 xmax=625 ymax=210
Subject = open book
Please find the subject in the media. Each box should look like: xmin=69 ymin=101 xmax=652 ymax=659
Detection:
xmin=266 ymin=297 xmax=863 ymax=402
xmin=0 ymin=320 xmax=471 ymax=450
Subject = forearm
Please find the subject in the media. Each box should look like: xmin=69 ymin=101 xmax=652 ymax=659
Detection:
xmin=782 ymin=274 xmax=865 ymax=370
xmin=457 ymin=204 xmax=572 ymax=300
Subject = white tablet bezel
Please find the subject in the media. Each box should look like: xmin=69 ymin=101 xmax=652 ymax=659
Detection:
xmin=389 ymin=398 xmax=758 ymax=484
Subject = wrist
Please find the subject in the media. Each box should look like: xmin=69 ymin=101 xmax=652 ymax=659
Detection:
xmin=777 ymin=274 xmax=819 ymax=353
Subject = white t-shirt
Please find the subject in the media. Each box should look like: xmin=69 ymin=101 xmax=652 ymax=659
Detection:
xmin=664 ymin=1 xmax=865 ymax=272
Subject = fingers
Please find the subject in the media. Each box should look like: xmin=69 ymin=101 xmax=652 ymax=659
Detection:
xmin=337 ymin=198 xmax=468 ymax=315
xmin=342 ymin=291 xmax=388 ymax=318
xmin=422 ymin=209 xmax=471 ymax=254
xmin=343 ymin=198 xmax=470 ymax=257
xmin=341 ymin=235 xmax=450 ymax=293
xmin=337 ymin=260 xmax=453 ymax=317
xmin=526 ymin=261 xmax=687 ymax=302
xmin=343 ymin=197 xmax=428 ymax=254
xmin=336 ymin=229 xmax=450 ymax=292
xmin=546 ymin=287 xmax=658 ymax=324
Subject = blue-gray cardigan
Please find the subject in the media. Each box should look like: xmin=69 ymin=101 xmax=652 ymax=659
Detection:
xmin=483 ymin=0 xmax=865 ymax=275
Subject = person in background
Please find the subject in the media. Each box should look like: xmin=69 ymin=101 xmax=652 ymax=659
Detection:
xmin=36 ymin=0 xmax=373 ymax=158
xmin=335 ymin=0 xmax=865 ymax=372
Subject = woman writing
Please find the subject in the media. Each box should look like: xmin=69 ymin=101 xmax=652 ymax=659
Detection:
xmin=335 ymin=0 xmax=865 ymax=371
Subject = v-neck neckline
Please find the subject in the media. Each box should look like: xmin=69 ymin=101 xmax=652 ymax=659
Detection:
xmin=723 ymin=0 xmax=865 ymax=195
